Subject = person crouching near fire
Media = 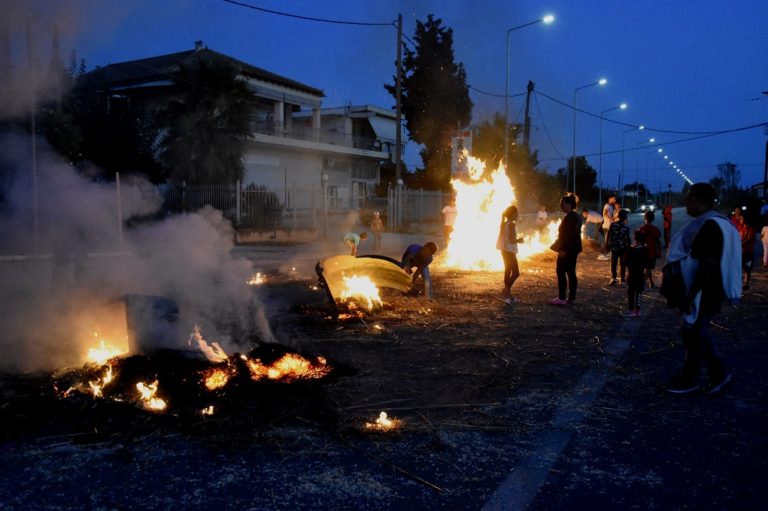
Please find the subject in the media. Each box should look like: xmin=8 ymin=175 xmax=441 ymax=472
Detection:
xmin=401 ymin=242 xmax=439 ymax=299
xmin=497 ymin=205 xmax=525 ymax=304
xmin=342 ymin=231 xmax=368 ymax=256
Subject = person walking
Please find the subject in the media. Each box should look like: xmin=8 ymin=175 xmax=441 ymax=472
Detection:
xmin=638 ymin=210 xmax=662 ymax=288
xmin=401 ymin=242 xmax=439 ymax=299
xmin=732 ymin=208 xmax=756 ymax=290
xmin=548 ymin=193 xmax=582 ymax=305
xmin=624 ymin=230 xmax=647 ymax=317
xmin=581 ymin=209 xmax=603 ymax=241
xmin=662 ymin=204 xmax=673 ymax=249
xmin=342 ymin=232 xmax=367 ymax=257
xmin=370 ymin=211 xmax=384 ymax=250
xmin=606 ymin=209 xmax=631 ymax=285
xmin=496 ymin=205 xmax=525 ymax=304
xmin=598 ymin=195 xmax=617 ymax=260
xmin=441 ymin=199 xmax=458 ymax=246
xmin=664 ymin=183 xmax=741 ymax=395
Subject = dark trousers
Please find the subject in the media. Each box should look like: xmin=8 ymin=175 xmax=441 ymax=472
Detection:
xmin=611 ymin=250 xmax=627 ymax=282
xmin=663 ymin=226 xmax=671 ymax=248
xmin=556 ymin=253 xmax=578 ymax=301
xmin=680 ymin=314 xmax=726 ymax=382
xmin=627 ymin=284 xmax=643 ymax=310
xmin=501 ymin=250 xmax=520 ymax=291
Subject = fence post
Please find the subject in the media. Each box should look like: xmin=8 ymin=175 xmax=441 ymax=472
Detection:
xmin=236 ymin=180 xmax=241 ymax=226
xmin=419 ymin=188 xmax=424 ymax=223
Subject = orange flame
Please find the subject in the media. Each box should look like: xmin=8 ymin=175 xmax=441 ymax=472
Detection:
xmin=338 ymin=275 xmax=382 ymax=312
xmin=244 ymin=353 xmax=331 ymax=382
xmin=364 ymin=411 xmax=402 ymax=431
xmin=438 ymin=152 xmax=559 ymax=270
xmin=87 ymin=363 xmax=115 ymax=398
xmin=136 ymin=380 xmax=167 ymax=411
xmin=87 ymin=338 xmax=127 ymax=365
xmin=202 ymin=365 xmax=236 ymax=390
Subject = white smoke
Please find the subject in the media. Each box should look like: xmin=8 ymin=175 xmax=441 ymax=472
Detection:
xmin=0 ymin=132 xmax=260 ymax=372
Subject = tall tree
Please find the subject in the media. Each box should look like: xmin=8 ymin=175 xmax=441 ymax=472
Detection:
xmin=160 ymin=58 xmax=252 ymax=184
xmin=557 ymin=156 xmax=598 ymax=206
xmin=717 ymin=161 xmax=740 ymax=199
xmin=385 ymin=15 xmax=473 ymax=190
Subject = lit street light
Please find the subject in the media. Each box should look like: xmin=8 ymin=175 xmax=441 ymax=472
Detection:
xmin=571 ymin=78 xmax=607 ymax=197
xmin=598 ymin=102 xmax=628 ymax=207
xmin=504 ymin=14 xmax=555 ymax=166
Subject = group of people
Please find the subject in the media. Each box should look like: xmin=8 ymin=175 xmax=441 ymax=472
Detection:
xmin=500 ymin=184 xmax=741 ymax=395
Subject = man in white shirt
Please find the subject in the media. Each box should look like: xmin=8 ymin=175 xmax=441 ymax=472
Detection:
xmin=598 ymin=195 xmax=617 ymax=260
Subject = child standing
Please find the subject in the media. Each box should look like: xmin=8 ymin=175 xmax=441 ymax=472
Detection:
xmin=496 ymin=205 xmax=525 ymax=304
xmin=638 ymin=210 xmax=662 ymax=288
xmin=606 ymin=209 xmax=631 ymax=285
xmin=624 ymin=230 xmax=648 ymax=317
xmin=370 ymin=211 xmax=384 ymax=250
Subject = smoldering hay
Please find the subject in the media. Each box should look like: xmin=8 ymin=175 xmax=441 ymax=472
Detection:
xmin=0 ymin=133 xmax=264 ymax=373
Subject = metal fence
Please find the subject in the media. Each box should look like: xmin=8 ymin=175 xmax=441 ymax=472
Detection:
xmin=387 ymin=186 xmax=450 ymax=230
xmin=160 ymin=183 xmax=319 ymax=231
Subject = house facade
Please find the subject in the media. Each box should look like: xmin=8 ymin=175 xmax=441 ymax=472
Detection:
xmin=83 ymin=42 xmax=399 ymax=216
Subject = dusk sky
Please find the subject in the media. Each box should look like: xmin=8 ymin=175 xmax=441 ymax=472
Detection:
xmin=9 ymin=0 xmax=768 ymax=194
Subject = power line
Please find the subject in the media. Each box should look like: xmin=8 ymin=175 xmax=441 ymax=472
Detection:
xmin=532 ymin=90 xmax=566 ymax=159
xmin=534 ymin=89 xmax=766 ymax=136
xmin=468 ymin=85 xmax=526 ymax=99
xmin=221 ymin=0 xmax=394 ymax=26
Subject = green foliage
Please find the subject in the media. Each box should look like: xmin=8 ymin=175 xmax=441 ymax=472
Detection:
xmin=556 ymin=156 xmax=598 ymax=206
xmin=160 ymin=58 xmax=252 ymax=184
xmin=385 ymin=15 xmax=473 ymax=191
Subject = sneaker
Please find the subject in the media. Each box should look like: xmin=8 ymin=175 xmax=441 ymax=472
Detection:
xmin=548 ymin=297 xmax=569 ymax=305
xmin=504 ymin=297 xmax=517 ymax=305
xmin=666 ymin=376 xmax=700 ymax=395
xmin=597 ymin=254 xmax=611 ymax=261
xmin=703 ymin=373 xmax=733 ymax=395
xmin=608 ymin=279 xmax=617 ymax=286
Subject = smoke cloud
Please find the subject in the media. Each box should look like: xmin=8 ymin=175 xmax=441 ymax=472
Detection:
xmin=0 ymin=132 xmax=260 ymax=373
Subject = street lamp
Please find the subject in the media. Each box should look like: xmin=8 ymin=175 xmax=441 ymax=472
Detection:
xmin=634 ymin=137 xmax=654 ymax=209
xmin=572 ymin=78 xmax=607 ymax=196
xmin=504 ymin=14 xmax=555 ymax=166
xmin=620 ymin=124 xmax=644 ymax=202
xmin=598 ymin=102 xmax=627 ymax=207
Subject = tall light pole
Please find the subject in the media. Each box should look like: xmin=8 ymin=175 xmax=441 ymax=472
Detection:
xmin=598 ymin=102 xmax=627 ymax=207
xmin=620 ymin=125 xmax=644 ymax=203
xmin=572 ymin=78 xmax=606 ymax=196
xmin=646 ymin=148 xmax=663 ymax=204
xmin=504 ymin=14 xmax=554 ymax=167
xmin=635 ymin=137 xmax=654 ymax=208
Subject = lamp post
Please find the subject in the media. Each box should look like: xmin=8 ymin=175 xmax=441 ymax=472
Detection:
xmin=645 ymin=148 xmax=663 ymax=205
xmin=598 ymin=102 xmax=627 ymax=207
xmin=634 ymin=137 xmax=654 ymax=209
xmin=572 ymin=78 xmax=607 ymax=196
xmin=620 ymin=125 xmax=644 ymax=203
xmin=504 ymin=14 xmax=554 ymax=167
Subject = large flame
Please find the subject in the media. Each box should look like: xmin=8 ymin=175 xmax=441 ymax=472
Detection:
xmin=438 ymin=152 xmax=558 ymax=270
xmin=202 ymin=364 xmax=236 ymax=390
xmin=338 ymin=275 xmax=382 ymax=312
xmin=87 ymin=337 xmax=128 ymax=365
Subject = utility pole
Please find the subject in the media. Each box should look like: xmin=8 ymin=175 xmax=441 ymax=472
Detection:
xmin=395 ymin=14 xmax=403 ymax=185
xmin=523 ymin=81 xmax=534 ymax=153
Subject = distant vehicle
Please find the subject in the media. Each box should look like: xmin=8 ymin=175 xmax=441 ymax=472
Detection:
xmin=640 ymin=200 xmax=656 ymax=213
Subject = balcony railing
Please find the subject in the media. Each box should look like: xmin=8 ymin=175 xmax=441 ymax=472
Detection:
xmin=250 ymin=120 xmax=391 ymax=153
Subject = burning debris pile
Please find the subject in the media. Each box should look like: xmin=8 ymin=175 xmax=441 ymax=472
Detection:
xmin=54 ymin=342 xmax=336 ymax=420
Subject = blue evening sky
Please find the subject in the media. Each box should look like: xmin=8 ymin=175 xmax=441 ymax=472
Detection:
xmin=12 ymin=0 xmax=768 ymax=193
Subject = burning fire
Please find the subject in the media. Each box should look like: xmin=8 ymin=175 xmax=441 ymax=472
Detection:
xmin=337 ymin=275 xmax=382 ymax=312
xmin=244 ymin=353 xmax=331 ymax=382
xmin=364 ymin=411 xmax=402 ymax=432
xmin=136 ymin=380 xmax=167 ymax=411
xmin=202 ymin=364 xmax=236 ymax=390
xmin=438 ymin=152 xmax=559 ymax=270
xmin=189 ymin=326 xmax=229 ymax=363
xmin=87 ymin=337 xmax=127 ymax=365
xmin=87 ymin=363 xmax=115 ymax=398
xmin=247 ymin=272 xmax=266 ymax=285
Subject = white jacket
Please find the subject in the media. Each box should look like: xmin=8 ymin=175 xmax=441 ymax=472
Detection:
xmin=666 ymin=210 xmax=741 ymax=324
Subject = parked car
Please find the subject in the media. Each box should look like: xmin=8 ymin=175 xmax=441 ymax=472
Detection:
xmin=640 ymin=200 xmax=656 ymax=212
